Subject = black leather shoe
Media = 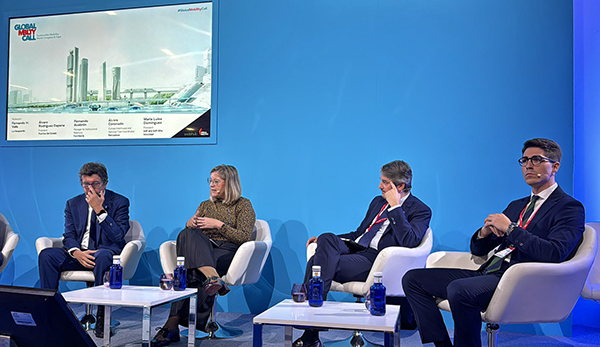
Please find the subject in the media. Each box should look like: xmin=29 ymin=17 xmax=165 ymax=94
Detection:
xmin=218 ymin=282 xmax=230 ymax=296
xmin=401 ymin=319 xmax=418 ymax=330
xmin=94 ymin=318 xmax=115 ymax=338
xmin=151 ymin=327 xmax=180 ymax=347
xmin=94 ymin=306 xmax=112 ymax=338
xmin=292 ymin=337 xmax=323 ymax=347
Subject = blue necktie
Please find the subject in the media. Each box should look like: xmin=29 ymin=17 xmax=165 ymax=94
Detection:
xmin=357 ymin=208 xmax=388 ymax=247
xmin=89 ymin=214 xmax=97 ymax=250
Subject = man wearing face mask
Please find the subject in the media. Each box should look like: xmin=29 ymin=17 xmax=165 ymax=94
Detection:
xmin=295 ymin=160 xmax=432 ymax=347
xmin=402 ymin=138 xmax=585 ymax=347
xmin=38 ymin=162 xmax=130 ymax=338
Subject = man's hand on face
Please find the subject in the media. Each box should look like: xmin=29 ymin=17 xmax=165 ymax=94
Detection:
xmin=85 ymin=187 xmax=105 ymax=213
xmin=384 ymin=181 xmax=402 ymax=207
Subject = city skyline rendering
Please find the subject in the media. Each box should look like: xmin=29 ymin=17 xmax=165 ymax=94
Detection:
xmin=8 ymin=2 xmax=212 ymax=105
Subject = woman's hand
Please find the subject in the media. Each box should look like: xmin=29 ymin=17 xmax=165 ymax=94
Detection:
xmin=197 ymin=217 xmax=224 ymax=229
xmin=186 ymin=210 xmax=201 ymax=228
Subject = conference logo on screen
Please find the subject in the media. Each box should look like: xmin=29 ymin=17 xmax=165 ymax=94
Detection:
xmin=177 ymin=6 xmax=208 ymax=12
xmin=14 ymin=23 xmax=37 ymax=41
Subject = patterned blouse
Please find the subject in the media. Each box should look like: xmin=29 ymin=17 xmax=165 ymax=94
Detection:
xmin=195 ymin=197 xmax=256 ymax=245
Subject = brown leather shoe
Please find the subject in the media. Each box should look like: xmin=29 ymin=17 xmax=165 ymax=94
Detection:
xmin=203 ymin=276 xmax=223 ymax=296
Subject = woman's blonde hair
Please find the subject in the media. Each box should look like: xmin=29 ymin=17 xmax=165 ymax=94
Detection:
xmin=210 ymin=164 xmax=242 ymax=204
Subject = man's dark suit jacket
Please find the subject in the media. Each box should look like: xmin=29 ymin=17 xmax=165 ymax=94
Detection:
xmin=471 ymin=185 xmax=585 ymax=266
xmin=338 ymin=194 xmax=432 ymax=251
xmin=62 ymin=189 xmax=130 ymax=253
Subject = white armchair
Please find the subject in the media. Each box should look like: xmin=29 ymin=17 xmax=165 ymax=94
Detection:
xmin=306 ymin=227 xmax=433 ymax=345
xmin=426 ymin=224 xmax=597 ymax=347
xmin=35 ymin=219 xmax=146 ymax=283
xmin=581 ymin=222 xmax=600 ymax=301
xmin=307 ymin=227 xmax=433 ymax=297
xmin=159 ymin=219 xmax=272 ymax=338
xmin=35 ymin=220 xmax=146 ymax=329
xmin=0 ymin=213 xmax=20 ymax=275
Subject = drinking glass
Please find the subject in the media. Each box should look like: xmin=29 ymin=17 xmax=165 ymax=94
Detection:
xmin=291 ymin=283 xmax=307 ymax=303
xmin=159 ymin=273 xmax=174 ymax=290
xmin=103 ymin=271 xmax=110 ymax=288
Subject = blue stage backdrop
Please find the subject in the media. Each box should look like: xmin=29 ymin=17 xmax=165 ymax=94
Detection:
xmin=2 ymin=0 xmax=593 ymax=335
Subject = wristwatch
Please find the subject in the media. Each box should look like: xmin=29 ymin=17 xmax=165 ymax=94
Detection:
xmin=97 ymin=209 xmax=107 ymax=217
xmin=506 ymin=222 xmax=518 ymax=235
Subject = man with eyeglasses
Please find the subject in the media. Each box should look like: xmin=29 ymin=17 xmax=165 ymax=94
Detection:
xmin=38 ymin=162 xmax=130 ymax=338
xmin=402 ymin=138 xmax=585 ymax=347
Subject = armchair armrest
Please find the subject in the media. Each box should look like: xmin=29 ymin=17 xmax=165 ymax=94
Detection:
xmin=0 ymin=230 xmax=20 ymax=274
xmin=159 ymin=240 xmax=177 ymax=274
xmin=223 ymin=240 xmax=269 ymax=286
xmin=307 ymin=242 xmax=317 ymax=260
xmin=120 ymin=239 xmax=145 ymax=281
xmin=365 ymin=244 xmax=431 ymax=296
xmin=426 ymin=251 xmax=487 ymax=271
xmin=484 ymin=260 xmax=591 ymax=324
xmin=35 ymin=237 xmax=64 ymax=255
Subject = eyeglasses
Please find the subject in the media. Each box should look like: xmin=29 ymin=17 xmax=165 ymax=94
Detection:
xmin=207 ymin=178 xmax=222 ymax=185
xmin=518 ymin=156 xmax=556 ymax=167
xmin=81 ymin=181 xmax=103 ymax=188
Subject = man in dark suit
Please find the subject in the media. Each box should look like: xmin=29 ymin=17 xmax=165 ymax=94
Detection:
xmin=38 ymin=162 xmax=130 ymax=338
xmin=295 ymin=160 xmax=432 ymax=347
xmin=402 ymin=138 xmax=585 ymax=347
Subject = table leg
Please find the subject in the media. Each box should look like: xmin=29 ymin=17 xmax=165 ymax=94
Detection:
xmin=142 ymin=306 xmax=151 ymax=347
xmin=103 ymin=306 xmax=111 ymax=347
xmin=188 ymin=294 xmax=197 ymax=347
xmin=285 ymin=326 xmax=293 ymax=347
xmin=253 ymin=324 xmax=263 ymax=347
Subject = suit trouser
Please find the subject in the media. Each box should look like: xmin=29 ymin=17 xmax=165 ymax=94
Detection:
xmin=402 ymin=268 xmax=502 ymax=347
xmin=169 ymin=228 xmax=238 ymax=331
xmin=38 ymin=247 xmax=115 ymax=290
xmin=303 ymin=232 xmax=378 ymax=295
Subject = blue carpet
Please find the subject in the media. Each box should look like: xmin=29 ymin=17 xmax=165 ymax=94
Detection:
xmin=69 ymin=304 xmax=600 ymax=347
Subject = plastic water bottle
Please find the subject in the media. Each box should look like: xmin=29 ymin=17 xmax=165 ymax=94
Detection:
xmin=173 ymin=256 xmax=187 ymax=291
xmin=308 ymin=265 xmax=324 ymax=307
xmin=369 ymin=272 xmax=386 ymax=316
xmin=109 ymin=255 xmax=123 ymax=289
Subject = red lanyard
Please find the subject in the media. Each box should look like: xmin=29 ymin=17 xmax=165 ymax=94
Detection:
xmin=518 ymin=200 xmax=540 ymax=229
xmin=366 ymin=203 xmax=389 ymax=232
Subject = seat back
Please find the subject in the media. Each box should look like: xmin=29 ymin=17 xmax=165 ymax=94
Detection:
xmin=224 ymin=219 xmax=273 ymax=286
xmin=121 ymin=220 xmax=146 ymax=281
xmin=582 ymin=222 xmax=600 ymax=300
xmin=483 ymin=224 xmax=597 ymax=324
xmin=375 ymin=227 xmax=433 ymax=296
xmin=0 ymin=213 xmax=20 ymax=274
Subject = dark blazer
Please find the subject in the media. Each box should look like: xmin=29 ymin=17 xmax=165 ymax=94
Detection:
xmin=62 ymin=189 xmax=130 ymax=253
xmin=471 ymin=185 xmax=585 ymax=266
xmin=338 ymin=194 xmax=432 ymax=250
